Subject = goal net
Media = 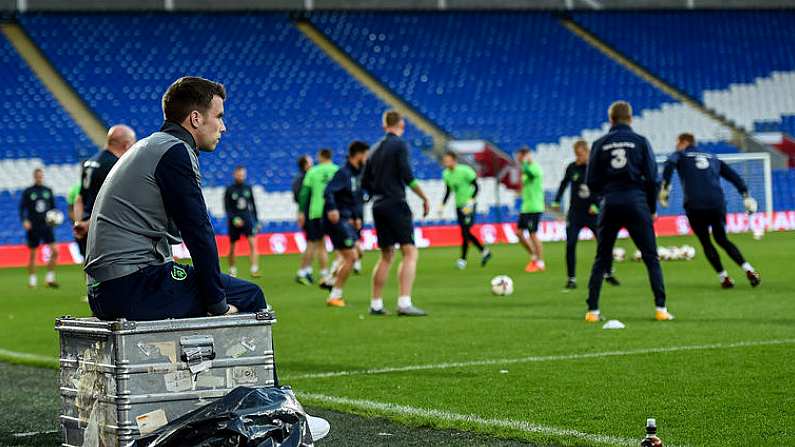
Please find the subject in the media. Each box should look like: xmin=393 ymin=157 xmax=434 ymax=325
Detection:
xmin=655 ymin=152 xmax=773 ymax=217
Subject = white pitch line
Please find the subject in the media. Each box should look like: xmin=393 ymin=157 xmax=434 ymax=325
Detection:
xmin=287 ymin=338 xmax=795 ymax=380
xmin=12 ymin=430 xmax=58 ymax=438
xmin=300 ymin=392 xmax=645 ymax=447
xmin=0 ymin=348 xmax=58 ymax=365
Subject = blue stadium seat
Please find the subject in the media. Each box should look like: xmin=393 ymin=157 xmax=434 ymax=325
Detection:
xmin=19 ymin=13 xmax=440 ymax=192
xmin=309 ymin=11 xmax=673 ymax=151
xmin=572 ymin=11 xmax=795 ymax=101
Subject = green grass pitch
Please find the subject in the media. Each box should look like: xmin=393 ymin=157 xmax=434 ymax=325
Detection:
xmin=0 ymin=232 xmax=793 ymax=446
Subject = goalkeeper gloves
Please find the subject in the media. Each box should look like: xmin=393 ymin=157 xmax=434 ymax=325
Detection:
xmin=461 ymin=199 xmax=475 ymax=216
xmin=588 ymin=204 xmax=600 ymax=215
xmin=658 ymin=184 xmax=671 ymax=208
xmin=743 ymin=194 xmax=758 ymax=214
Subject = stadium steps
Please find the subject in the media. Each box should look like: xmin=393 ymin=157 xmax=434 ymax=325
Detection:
xmin=294 ymin=18 xmax=450 ymax=154
xmin=0 ymin=22 xmax=105 ymax=148
xmin=559 ymin=17 xmax=737 ymax=131
xmin=559 ymin=16 xmax=787 ymax=167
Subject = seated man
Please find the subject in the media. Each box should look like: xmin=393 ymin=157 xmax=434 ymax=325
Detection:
xmin=84 ymin=76 xmax=265 ymax=320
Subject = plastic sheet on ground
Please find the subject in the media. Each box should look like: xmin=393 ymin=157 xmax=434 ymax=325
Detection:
xmin=137 ymin=386 xmax=314 ymax=447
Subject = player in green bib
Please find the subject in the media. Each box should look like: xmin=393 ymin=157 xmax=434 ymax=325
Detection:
xmin=66 ymin=182 xmax=80 ymax=223
xmin=440 ymin=151 xmax=491 ymax=269
xmin=297 ymin=148 xmax=338 ymax=285
xmin=516 ymin=147 xmax=546 ymax=273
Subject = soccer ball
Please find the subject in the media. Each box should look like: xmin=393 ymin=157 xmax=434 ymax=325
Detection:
xmin=681 ymin=244 xmax=696 ymax=260
xmin=612 ymin=247 xmax=626 ymax=262
xmin=45 ymin=209 xmax=64 ymax=226
xmin=490 ymin=275 xmax=514 ymax=296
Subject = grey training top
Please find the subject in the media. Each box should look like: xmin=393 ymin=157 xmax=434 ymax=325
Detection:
xmin=84 ymin=122 xmax=228 ymax=314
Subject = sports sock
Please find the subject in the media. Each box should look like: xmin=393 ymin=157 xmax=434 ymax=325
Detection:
xmin=230 ymin=266 xmax=238 ymax=276
xmin=320 ymin=268 xmax=329 ymax=278
xmin=569 ymin=276 xmax=576 ymax=282
xmin=298 ymin=266 xmax=312 ymax=276
xmin=370 ymin=297 xmax=384 ymax=311
xmin=588 ymin=309 xmax=600 ymax=316
xmin=741 ymin=262 xmax=754 ymax=273
xmin=353 ymin=260 xmax=362 ymax=271
xmin=329 ymin=288 xmax=343 ymax=299
xmin=250 ymin=264 xmax=259 ymax=274
xmin=46 ymin=271 xmax=55 ymax=283
xmin=718 ymin=270 xmax=729 ymax=281
xmin=656 ymin=306 xmax=668 ymax=313
xmin=28 ymin=274 xmax=37 ymax=287
xmin=398 ymin=295 xmax=412 ymax=309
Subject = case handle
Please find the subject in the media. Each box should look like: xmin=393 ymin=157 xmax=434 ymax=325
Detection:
xmin=180 ymin=335 xmax=215 ymax=375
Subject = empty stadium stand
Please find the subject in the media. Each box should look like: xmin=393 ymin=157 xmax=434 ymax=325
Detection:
xmin=572 ymin=11 xmax=795 ymax=133
xmin=309 ymin=11 xmax=743 ymax=195
xmin=0 ymin=12 xmax=790 ymax=245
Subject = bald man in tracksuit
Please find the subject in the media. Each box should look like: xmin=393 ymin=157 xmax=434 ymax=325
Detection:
xmin=84 ymin=77 xmax=265 ymax=320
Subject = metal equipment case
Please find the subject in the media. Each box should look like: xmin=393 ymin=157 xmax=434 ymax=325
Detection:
xmin=56 ymin=311 xmax=276 ymax=447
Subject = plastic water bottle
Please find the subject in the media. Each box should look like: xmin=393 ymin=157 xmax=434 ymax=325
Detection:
xmin=640 ymin=418 xmax=663 ymax=447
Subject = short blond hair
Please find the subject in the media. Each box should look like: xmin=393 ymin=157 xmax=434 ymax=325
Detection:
xmin=573 ymin=139 xmax=588 ymax=152
xmin=382 ymin=110 xmax=402 ymax=128
xmin=608 ymin=101 xmax=632 ymax=124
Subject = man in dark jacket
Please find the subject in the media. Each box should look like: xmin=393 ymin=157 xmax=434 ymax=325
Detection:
xmin=225 ymin=165 xmax=260 ymax=278
xmin=362 ymin=110 xmax=430 ymax=316
xmin=19 ymin=168 xmax=58 ymax=288
xmin=585 ymin=101 xmax=671 ymax=323
xmin=552 ymin=139 xmax=619 ymax=289
xmin=321 ymin=141 xmax=369 ymax=307
xmin=660 ymin=133 xmax=760 ymax=288
xmin=84 ymin=76 xmax=265 ymax=321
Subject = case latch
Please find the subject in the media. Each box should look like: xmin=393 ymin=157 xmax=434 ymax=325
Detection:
xmin=180 ymin=335 xmax=215 ymax=375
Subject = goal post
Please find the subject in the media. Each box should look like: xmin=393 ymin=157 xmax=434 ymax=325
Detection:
xmin=655 ymin=152 xmax=774 ymax=218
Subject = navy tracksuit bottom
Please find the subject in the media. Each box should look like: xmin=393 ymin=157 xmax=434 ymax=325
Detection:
xmin=587 ymin=196 xmax=666 ymax=311
xmin=88 ymin=262 xmax=267 ymax=321
xmin=565 ymin=210 xmax=614 ymax=279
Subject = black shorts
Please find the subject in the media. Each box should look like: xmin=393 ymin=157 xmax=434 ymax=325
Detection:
xmin=305 ymin=218 xmax=325 ymax=242
xmin=325 ymin=219 xmax=359 ymax=251
xmin=517 ymin=212 xmax=542 ymax=233
xmin=372 ymin=200 xmax=414 ymax=248
xmin=685 ymin=207 xmax=726 ymax=233
xmin=26 ymin=225 xmax=54 ymax=248
xmin=456 ymin=205 xmax=476 ymax=228
xmin=228 ymin=218 xmax=254 ymax=242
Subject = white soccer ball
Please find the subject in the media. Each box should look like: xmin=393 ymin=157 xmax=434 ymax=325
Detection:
xmin=490 ymin=275 xmax=514 ymax=296
xmin=658 ymin=247 xmax=672 ymax=261
xmin=612 ymin=247 xmax=626 ymax=262
xmin=633 ymin=249 xmax=642 ymax=262
xmin=45 ymin=209 xmax=64 ymax=226
xmin=681 ymin=245 xmax=696 ymax=260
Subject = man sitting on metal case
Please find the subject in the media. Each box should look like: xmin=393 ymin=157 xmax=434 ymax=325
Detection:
xmin=84 ymin=76 xmax=266 ymax=321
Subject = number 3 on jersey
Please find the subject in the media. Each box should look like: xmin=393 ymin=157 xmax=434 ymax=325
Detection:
xmin=610 ymin=148 xmax=627 ymax=169
xmin=695 ymin=155 xmax=709 ymax=170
